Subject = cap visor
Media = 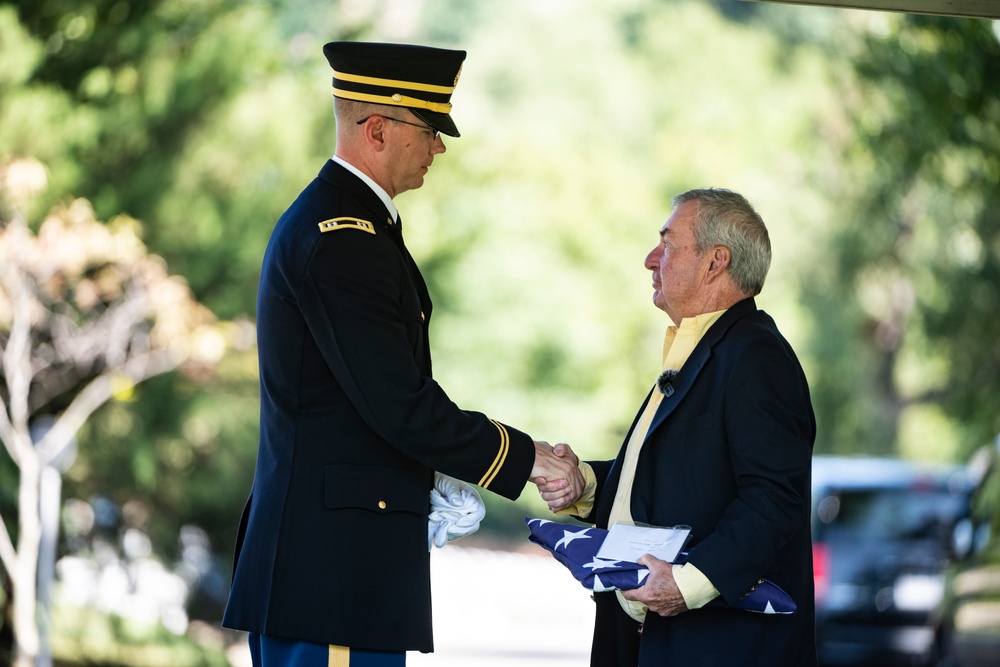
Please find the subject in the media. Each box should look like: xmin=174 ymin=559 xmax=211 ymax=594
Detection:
xmin=410 ymin=109 xmax=460 ymax=138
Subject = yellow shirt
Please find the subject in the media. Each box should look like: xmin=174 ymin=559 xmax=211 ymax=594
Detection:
xmin=560 ymin=309 xmax=726 ymax=622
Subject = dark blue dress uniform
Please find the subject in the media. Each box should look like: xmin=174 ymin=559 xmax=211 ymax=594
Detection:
xmin=222 ymin=43 xmax=536 ymax=655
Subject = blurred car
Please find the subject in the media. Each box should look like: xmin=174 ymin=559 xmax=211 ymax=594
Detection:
xmin=932 ymin=439 xmax=1000 ymax=667
xmin=812 ymin=455 xmax=974 ymax=667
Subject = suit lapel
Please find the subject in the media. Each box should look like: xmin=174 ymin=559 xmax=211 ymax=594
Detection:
xmin=644 ymin=298 xmax=758 ymax=440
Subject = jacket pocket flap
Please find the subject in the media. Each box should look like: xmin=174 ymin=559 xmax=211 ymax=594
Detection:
xmin=324 ymin=465 xmax=427 ymax=515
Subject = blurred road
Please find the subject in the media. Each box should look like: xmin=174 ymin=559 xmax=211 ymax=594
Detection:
xmin=226 ymin=543 xmax=594 ymax=666
xmin=410 ymin=544 xmax=593 ymax=666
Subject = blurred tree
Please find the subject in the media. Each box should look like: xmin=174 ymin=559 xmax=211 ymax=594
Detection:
xmin=0 ymin=0 xmax=349 ymax=590
xmin=0 ymin=157 xmax=223 ymax=667
xmin=1 ymin=0 xmax=307 ymax=316
xmin=805 ymin=14 xmax=1000 ymax=460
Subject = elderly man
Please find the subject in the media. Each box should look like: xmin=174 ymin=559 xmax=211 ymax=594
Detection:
xmin=222 ymin=42 xmax=582 ymax=667
xmin=545 ymin=188 xmax=816 ymax=665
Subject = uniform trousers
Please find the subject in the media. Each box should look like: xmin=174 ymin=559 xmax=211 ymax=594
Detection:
xmin=248 ymin=633 xmax=406 ymax=667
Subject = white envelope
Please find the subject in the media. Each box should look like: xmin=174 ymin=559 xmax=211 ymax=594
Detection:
xmin=595 ymin=523 xmax=691 ymax=563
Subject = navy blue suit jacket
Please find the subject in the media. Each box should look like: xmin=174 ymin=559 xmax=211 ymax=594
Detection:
xmin=222 ymin=161 xmax=535 ymax=652
xmin=587 ymin=299 xmax=817 ymax=666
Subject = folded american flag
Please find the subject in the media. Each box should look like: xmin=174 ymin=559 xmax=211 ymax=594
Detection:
xmin=526 ymin=517 xmax=796 ymax=614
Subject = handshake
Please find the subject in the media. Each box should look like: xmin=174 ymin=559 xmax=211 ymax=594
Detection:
xmin=530 ymin=441 xmax=585 ymax=513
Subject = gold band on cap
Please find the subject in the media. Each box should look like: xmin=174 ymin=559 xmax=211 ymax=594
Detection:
xmin=331 ymin=87 xmax=453 ymax=114
xmin=333 ymin=69 xmax=456 ymax=95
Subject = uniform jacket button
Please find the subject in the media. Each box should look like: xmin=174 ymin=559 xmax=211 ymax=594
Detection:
xmin=378 ymin=500 xmax=387 ymax=510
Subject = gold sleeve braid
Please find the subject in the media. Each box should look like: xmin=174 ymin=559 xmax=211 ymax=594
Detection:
xmin=477 ymin=420 xmax=510 ymax=488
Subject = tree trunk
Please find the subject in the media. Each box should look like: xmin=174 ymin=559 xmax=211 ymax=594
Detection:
xmin=12 ymin=451 xmax=41 ymax=667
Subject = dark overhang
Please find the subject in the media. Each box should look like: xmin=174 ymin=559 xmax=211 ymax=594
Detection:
xmin=739 ymin=1 xmax=1000 ymax=19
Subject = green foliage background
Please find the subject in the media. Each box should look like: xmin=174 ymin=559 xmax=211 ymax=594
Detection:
xmin=1 ymin=0 xmax=999 ymax=655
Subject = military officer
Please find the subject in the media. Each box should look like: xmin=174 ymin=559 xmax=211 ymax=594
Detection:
xmin=222 ymin=42 xmax=583 ymax=667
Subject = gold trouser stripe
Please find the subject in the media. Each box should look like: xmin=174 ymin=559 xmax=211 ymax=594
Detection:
xmin=329 ymin=644 xmax=349 ymax=667
xmin=479 ymin=420 xmax=509 ymax=488
xmin=333 ymin=69 xmax=456 ymax=95
xmin=332 ymin=88 xmax=452 ymax=114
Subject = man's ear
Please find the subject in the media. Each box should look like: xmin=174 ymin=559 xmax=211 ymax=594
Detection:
xmin=706 ymin=246 xmax=731 ymax=282
xmin=359 ymin=116 xmax=387 ymax=152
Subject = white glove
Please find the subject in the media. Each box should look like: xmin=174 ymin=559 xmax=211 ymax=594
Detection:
xmin=428 ymin=472 xmax=486 ymax=550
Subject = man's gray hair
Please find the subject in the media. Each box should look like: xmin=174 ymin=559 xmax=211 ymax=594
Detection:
xmin=672 ymin=188 xmax=771 ymax=296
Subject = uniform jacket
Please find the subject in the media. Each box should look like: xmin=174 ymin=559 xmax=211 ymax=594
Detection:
xmin=586 ymin=298 xmax=817 ymax=666
xmin=222 ymin=160 xmax=535 ymax=652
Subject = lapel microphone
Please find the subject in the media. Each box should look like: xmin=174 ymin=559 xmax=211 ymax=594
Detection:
xmin=657 ymin=369 xmax=678 ymax=397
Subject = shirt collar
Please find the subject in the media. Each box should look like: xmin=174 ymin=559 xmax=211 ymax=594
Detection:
xmin=662 ymin=308 xmax=728 ymax=369
xmin=332 ymin=155 xmax=399 ymax=223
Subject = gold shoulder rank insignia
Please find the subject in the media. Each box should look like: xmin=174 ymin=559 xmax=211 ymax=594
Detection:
xmin=318 ymin=217 xmax=376 ymax=234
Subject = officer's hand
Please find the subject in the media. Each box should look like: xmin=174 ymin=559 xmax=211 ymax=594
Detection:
xmin=530 ymin=441 xmax=584 ymax=512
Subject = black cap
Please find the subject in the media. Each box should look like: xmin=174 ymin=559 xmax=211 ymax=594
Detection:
xmin=323 ymin=41 xmax=467 ymax=138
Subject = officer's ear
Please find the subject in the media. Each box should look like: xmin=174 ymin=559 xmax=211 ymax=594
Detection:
xmin=358 ymin=115 xmax=388 ymax=152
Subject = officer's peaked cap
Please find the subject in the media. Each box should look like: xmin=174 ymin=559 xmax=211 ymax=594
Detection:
xmin=323 ymin=41 xmax=467 ymax=138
